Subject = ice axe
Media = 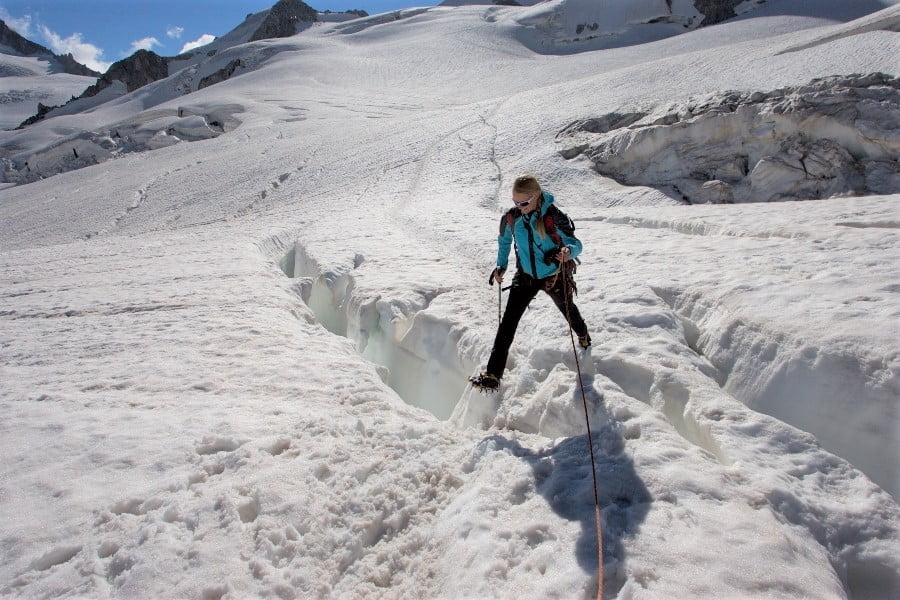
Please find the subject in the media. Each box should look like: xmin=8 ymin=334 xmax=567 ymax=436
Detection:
xmin=488 ymin=268 xmax=508 ymax=325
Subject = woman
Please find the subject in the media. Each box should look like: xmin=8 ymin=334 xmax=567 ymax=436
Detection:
xmin=470 ymin=174 xmax=591 ymax=392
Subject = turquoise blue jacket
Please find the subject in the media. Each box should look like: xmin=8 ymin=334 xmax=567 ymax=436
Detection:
xmin=497 ymin=192 xmax=582 ymax=280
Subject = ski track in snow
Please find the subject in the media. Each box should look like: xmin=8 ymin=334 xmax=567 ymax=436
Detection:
xmin=1 ymin=2 xmax=899 ymax=598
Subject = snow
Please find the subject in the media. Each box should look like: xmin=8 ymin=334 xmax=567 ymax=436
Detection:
xmin=1 ymin=1 xmax=899 ymax=598
xmin=558 ymin=73 xmax=900 ymax=203
xmin=0 ymin=53 xmax=94 ymax=130
xmin=513 ymin=0 xmax=702 ymax=51
xmin=776 ymin=3 xmax=900 ymax=54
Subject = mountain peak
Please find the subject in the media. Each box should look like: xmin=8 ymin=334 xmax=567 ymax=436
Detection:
xmin=0 ymin=19 xmax=100 ymax=77
xmin=83 ymin=49 xmax=169 ymax=97
xmin=250 ymin=0 xmax=318 ymax=42
xmin=0 ymin=19 xmax=51 ymax=56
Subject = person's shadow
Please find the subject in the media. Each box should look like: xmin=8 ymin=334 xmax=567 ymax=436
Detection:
xmin=480 ymin=373 xmax=651 ymax=597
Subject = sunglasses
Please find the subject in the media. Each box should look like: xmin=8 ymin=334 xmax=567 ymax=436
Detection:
xmin=514 ymin=194 xmax=536 ymax=207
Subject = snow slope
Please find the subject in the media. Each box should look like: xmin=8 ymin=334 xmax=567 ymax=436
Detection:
xmin=1 ymin=1 xmax=898 ymax=598
xmin=0 ymin=52 xmax=94 ymax=130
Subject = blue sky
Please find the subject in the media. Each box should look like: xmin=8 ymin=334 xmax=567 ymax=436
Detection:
xmin=0 ymin=0 xmax=439 ymax=72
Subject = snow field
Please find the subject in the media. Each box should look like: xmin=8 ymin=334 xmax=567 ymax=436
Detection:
xmin=0 ymin=227 xmax=478 ymax=597
xmin=264 ymin=191 xmax=899 ymax=597
xmin=1 ymin=2 xmax=899 ymax=598
xmin=0 ymin=52 xmax=96 ymax=130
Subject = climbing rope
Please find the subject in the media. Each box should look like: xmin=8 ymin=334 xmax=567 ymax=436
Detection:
xmin=561 ymin=260 xmax=604 ymax=600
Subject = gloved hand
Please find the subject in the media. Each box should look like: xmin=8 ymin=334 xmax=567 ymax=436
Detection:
xmin=489 ymin=267 xmax=505 ymax=285
xmin=544 ymin=246 xmax=571 ymax=265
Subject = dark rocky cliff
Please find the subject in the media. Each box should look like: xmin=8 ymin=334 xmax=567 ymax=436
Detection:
xmin=693 ymin=0 xmax=747 ymax=26
xmin=250 ymin=0 xmax=318 ymax=41
xmin=81 ymin=49 xmax=170 ymax=98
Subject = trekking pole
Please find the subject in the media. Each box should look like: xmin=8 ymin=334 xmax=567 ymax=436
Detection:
xmin=489 ymin=269 xmax=501 ymax=325
xmin=561 ymin=262 xmax=603 ymax=600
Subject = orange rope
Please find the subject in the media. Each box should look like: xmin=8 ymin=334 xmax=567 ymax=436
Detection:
xmin=561 ymin=262 xmax=603 ymax=600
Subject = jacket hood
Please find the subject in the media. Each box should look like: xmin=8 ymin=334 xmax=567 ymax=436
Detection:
xmin=539 ymin=191 xmax=555 ymax=215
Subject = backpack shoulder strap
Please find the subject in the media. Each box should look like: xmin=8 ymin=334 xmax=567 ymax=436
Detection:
xmin=543 ymin=204 xmax=575 ymax=246
xmin=501 ymin=207 xmax=521 ymax=236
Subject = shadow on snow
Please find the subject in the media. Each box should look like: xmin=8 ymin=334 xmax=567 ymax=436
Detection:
xmin=479 ymin=374 xmax=651 ymax=598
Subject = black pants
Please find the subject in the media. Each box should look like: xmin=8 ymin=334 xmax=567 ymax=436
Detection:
xmin=486 ymin=268 xmax=588 ymax=378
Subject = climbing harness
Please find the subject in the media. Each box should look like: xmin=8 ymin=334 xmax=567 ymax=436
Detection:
xmin=562 ymin=263 xmax=603 ymax=600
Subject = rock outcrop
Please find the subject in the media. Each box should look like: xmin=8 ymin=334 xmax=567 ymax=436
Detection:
xmin=692 ymin=0 xmax=745 ymax=27
xmin=17 ymin=101 xmax=58 ymax=128
xmin=250 ymin=0 xmax=317 ymax=42
xmin=82 ymin=49 xmax=170 ymax=97
xmin=198 ymin=59 xmax=243 ymax=90
xmin=17 ymin=50 xmax=170 ymax=128
xmin=557 ymin=73 xmax=900 ymax=203
xmin=52 ymin=53 xmax=99 ymax=77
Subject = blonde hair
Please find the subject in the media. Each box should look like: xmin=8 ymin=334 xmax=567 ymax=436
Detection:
xmin=513 ymin=174 xmax=547 ymax=239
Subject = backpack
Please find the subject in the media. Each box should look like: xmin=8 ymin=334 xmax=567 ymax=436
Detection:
xmin=505 ymin=203 xmax=580 ymax=291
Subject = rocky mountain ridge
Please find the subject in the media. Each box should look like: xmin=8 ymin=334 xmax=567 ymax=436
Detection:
xmin=0 ymin=19 xmax=100 ymax=77
xmin=14 ymin=0 xmax=325 ymax=129
xmin=11 ymin=0 xmax=775 ymax=131
xmin=12 ymin=0 xmax=761 ymax=130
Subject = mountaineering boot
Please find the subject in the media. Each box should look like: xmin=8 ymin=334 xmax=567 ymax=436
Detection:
xmin=469 ymin=372 xmax=501 ymax=392
xmin=579 ymin=333 xmax=592 ymax=349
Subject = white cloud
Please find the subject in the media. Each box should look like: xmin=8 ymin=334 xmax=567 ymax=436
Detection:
xmin=127 ymin=36 xmax=161 ymax=55
xmin=0 ymin=8 xmax=34 ymax=39
xmin=180 ymin=34 xmax=215 ymax=54
xmin=166 ymin=26 xmax=184 ymax=39
xmin=39 ymin=25 xmax=110 ymax=73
